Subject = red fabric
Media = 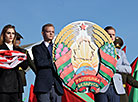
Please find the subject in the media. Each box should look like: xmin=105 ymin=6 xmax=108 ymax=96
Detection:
xmin=29 ymin=83 xmax=95 ymax=102
xmin=122 ymin=46 xmax=126 ymax=53
xmin=29 ymin=84 xmax=37 ymax=102
xmin=131 ymin=57 xmax=138 ymax=77
xmin=86 ymin=93 xmax=95 ymax=100
xmin=127 ymin=57 xmax=138 ymax=96
xmin=0 ymin=50 xmax=27 ymax=69
xmin=62 ymin=86 xmax=86 ymax=102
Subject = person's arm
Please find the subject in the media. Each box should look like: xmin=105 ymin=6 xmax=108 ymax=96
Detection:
xmin=116 ymin=50 xmax=132 ymax=73
xmin=32 ymin=46 xmax=52 ymax=69
xmin=17 ymin=59 xmax=28 ymax=70
xmin=127 ymin=73 xmax=138 ymax=88
xmin=26 ymin=51 xmax=37 ymax=74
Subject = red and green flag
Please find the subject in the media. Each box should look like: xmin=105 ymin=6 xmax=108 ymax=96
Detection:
xmin=29 ymin=84 xmax=37 ymax=102
xmin=128 ymin=57 xmax=138 ymax=102
xmin=122 ymin=46 xmax=126 ymax=53
xmin=28 ymin=84 xmax=95 ymax=102
xmin=97 ymin=42 xmax=117 ymax=89
xmin=62 ymin=85 xmax=95 ymax=102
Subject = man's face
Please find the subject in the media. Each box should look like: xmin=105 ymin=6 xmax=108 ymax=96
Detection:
xmin=107 ymin=29 xmax=116 ymax=42
xmin=15 ymin=40 xmax=21 ymax=46
xmin=42 ymin=26 xmax=55 ymax=42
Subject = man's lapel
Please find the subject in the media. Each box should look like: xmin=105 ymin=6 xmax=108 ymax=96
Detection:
xmin=41 ymin=42 xmax=51 ymax=58
xmin=41 ymin=42 xmax=57 ymax=71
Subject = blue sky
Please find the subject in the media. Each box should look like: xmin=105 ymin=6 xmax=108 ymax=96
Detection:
xmin=0 ymin=0 xmax=138 ymax=101
xmin=0 ymin=0 xmax=137 ymax=62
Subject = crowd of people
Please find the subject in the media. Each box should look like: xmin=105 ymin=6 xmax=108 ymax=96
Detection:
xmin=0 ymin=23 xmax=137 ymax=102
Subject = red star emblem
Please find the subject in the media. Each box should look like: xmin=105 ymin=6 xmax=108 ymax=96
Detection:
xmin=80 ymin=23 xmax=86 ymax=30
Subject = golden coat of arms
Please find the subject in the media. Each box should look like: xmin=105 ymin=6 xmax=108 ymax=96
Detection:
xmin=53 ymin=21 xmax=117 ymax=93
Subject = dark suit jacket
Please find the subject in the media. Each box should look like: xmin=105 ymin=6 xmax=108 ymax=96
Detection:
xmin=120 ymin=73 xmax=138 ymax=102
xmin=0 ymin=43 xmax=28 ymax=93
xmin=32 ymin=42 xmax=63 ymax=95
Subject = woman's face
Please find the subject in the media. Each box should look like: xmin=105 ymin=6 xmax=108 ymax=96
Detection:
xmin=5 ymin=28 xmax=15 ymax=44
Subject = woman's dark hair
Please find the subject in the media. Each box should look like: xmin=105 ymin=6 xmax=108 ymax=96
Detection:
xmin=0 ymin=24 xmax=17 ymax=46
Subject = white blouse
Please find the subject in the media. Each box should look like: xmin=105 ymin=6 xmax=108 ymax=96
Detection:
xmin=5 ymin=43 xmax=13 ymax=50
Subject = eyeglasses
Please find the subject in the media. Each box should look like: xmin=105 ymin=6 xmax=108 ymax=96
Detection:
xmin=6 ymin=32 xmax=15 ymax=35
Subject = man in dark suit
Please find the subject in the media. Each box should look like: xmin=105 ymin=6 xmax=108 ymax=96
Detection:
xmin=32 ymin=24 xmax=63 ymax=102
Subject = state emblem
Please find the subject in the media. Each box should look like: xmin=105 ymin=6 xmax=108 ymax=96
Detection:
xmin=53 ymin=21 xmax=117 ymax=93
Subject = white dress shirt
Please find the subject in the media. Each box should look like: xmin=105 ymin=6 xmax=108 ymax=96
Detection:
xmin=44 ymin=41 xmax=49 ymax=48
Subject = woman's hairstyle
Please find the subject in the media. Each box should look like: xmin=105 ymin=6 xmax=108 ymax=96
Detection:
xmin=0 ymin=24 xmax=17 ymax=46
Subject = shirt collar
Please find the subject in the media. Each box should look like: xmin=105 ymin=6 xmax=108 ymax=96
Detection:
xmin=5 ymin=42 xmax=13 ymax=50
xmin=44 ymin=41 xmax=49 ymax=47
